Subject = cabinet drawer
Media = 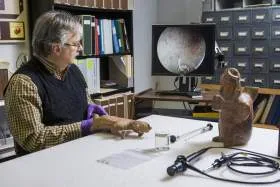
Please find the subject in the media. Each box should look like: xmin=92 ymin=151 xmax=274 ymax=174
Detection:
xmin=252 ymin=8 xmax=270 ymax=23
xmin=232 ymin=57 xmax=250 ymax=73
xmin=251 ymin=74 xmax=268 ymax=88
xmin=269 ymin=58 xmax=280 ymax=71
xmin=234 ymin=26 xmax=251 ymax=40
xmin=270 ymin=41 xmax=280 ymax=56
xmin=271 ymin=7 xmax=280 ymax=22
xmin=251 ymin=58 xmax=269 ymax=73
xmin=269 ymin=73 xmax=280 ymax=88
xmin=251 ymin=24 xmax=270 ymax=40
xmin=234 ymin=10 xmax=252 ymax=24
xmin=202 ymin=12 xmax=217 ymax=23
xmin=234 ymin=42 xmax=251 ymax=56
xmin=251 ymin=41 xmax=269 ymax=57
xmin=240 ymin=73 xmax=250 ymax=87
xmin=217 ymin=11 xmax=233 ymax=25
xmin=202 ymin=76 xmax=216 ymax=84
xmin=216 ymin=27 xmax=233 ymax=40
xmin=217 ymin=41 xmax=233 ymax=57
xmin=271 ymin=25 xmax=280 ymax=39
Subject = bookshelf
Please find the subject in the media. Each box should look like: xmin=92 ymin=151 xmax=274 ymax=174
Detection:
xmin=28 ymin=0 xmax=134 ymax=98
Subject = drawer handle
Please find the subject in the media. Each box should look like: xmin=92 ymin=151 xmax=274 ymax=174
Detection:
xmin=273 ymin=80 xmax=280 ymax=84
xmin=205 ymin=77 xmax=213 ymax=80
xmin=275 ymin=31 xmax=280 ymax=36
xmin=255 ymin=31 xmax=264 ymax=36
xmin=255 ymin=47 xmax=264 ymax=52
xmin=238 ymin=32 xmax=248 ymax=36
xmin=206 ymin=17 xmax=214 ymax=22
xmin=254 ymin=63 xmax=264 ymax=68
xmin=238 ymin=47 xmax=246 ymax=52
xmin=256 ymin=15 xmax=265 ymax=20
xmin=237 ymin=63 xmax=246 ymax=67
xmin=254 ymin=79 xmax=263 ymax=83
xmin=221 ymin=16 xmax=230 ymax=21
xmin=220 ymin=32 xmax=229 ymax=37
xmin=240 ymin=78 xmax=246 ymax=82
xmin=238 ymin=16 xmax=247 ymax=21
xmin=221 ymin=47 xmax=229 ymax=52
xmin=274 ymin=48 xmax=280 ymax=52
xmin=274 ymin=64 xmax=280 ymax=68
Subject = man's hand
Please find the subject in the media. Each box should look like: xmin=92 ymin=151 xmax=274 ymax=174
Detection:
xmin=91 ymin=115 xmax=152 ymax=138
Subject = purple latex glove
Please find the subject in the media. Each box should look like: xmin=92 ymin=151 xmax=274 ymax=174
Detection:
xmin=81 ymin=118 xmax=93 ymax=136
xmin=87 ymin=104 xmax=108 ymax=120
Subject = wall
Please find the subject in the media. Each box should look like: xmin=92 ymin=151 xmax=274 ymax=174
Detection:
xmin=154 ymin=0 xmax=203 ymax=109
xmin=133 ymin=0 xmax=158 ymax=93
xmin=0 ymin=0 xmax=30 ymax=76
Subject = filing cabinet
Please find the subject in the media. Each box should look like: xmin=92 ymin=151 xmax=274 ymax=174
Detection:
xmin=201 ymin=6 xmax=280 ymax=89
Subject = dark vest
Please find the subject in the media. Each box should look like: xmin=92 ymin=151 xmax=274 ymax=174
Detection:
xmin=5 ymin=57 xmax=88 ymax=155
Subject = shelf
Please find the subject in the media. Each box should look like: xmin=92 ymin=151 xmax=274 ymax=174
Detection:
xmin=90 ymin=87 xmax=133 ymax=98
xmin=215 ymin=0 xmax=243 ymax=10
xmin=200 ymin=84 xmax=280 ymax=95
xmin=76 ymin=52 xmax=132 ymax=59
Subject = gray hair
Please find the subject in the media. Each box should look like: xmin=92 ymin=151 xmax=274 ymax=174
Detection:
xmin=32 ymin=11 xmax=82 ymax=57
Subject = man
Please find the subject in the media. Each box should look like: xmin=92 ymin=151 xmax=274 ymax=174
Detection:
xmin=4 ymin=11 xmax=151 ymax=155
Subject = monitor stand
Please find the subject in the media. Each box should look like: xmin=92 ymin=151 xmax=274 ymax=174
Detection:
xmin=156 ymin=77 xmax=201 ymax=98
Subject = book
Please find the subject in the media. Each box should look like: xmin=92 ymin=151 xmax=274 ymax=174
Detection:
xmin=77 ymin=0 xmax=86 ymax=6
xmin=91 ymin=16 xmax=96 ymax=55
xmin=104 ymin=0 xmax=112 ymax=8
xmin=260 ymin=95 xmax=275 ymax=124
xmin=119 ymin=19 xmax=130 ymax=52
xmin=192 ymin=105 xmax=219 ymax=119
xmin=103 ymin=19 xmax=113 ymax=54
xmin=95 ymin=0 xmax=104 ymax=8
xmin=114 ymin=19 xmax=125 ymax=53
xmin=253 ymin=97 xmax=268 ymax=124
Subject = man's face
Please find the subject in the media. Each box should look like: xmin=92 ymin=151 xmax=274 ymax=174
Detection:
xmin=58 ymin=33 xmax=83 ymax=65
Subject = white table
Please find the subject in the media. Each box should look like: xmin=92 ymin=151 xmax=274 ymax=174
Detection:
xmin=0 ymin=115 xmax=279 ymax=187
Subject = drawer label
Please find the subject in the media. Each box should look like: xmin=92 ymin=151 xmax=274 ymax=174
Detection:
xmin=275 ymin=48 xmax=280 ymax=52
xmin=274 ymin=80 xmax=280 ymax=84
xmin=238 ymin=47 xmax=246 ymax=52
xmin=275 ymin=31 xmax=280 ymax=35
xmin=239 ymin=16 xmax=247 ymax=21
xmin=237 ymin=63 xmax=246 ymax=67
xmin=254 ymin=79 xmax=263 ymax=83
xmin=221 ymin=16 xmax=230 ymax=21
xmin=240 ymin=78 xmax=246 ymax=82
xmin=221 ymin=47 xmax=229 ymax=52
xmin=238 ymin=32 xmax=247 ymax=36
xmin=220 ymin=32 xmax=229 ymax=37
xmin=255 ymin=47 xmax=264 ymax=52
xmin=206 ymin=17 xmax=214 ymax=22
xmin=256 ymin=15 xmax=265 ymax=20
xmin=275 ymin=14 xmax=280 ymax=19
xmin=255 ymin=31 xmax=264 ymax=36
xmin=255 ymin=63 xmax=264 ymax=67
xmin=274 ymin=64 xmax=280 ymax=68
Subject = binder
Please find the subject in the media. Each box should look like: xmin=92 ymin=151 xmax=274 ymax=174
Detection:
xmin=103 ymin=19 xmax=113 ymax=54
xmin=54 ymin=0 xmax=68 ymax=4
xmin=95 ymin=18 xmax=100 ymax=55
xmin=119 ymin=19 xmax=130 ymax=52
xmin=99 ymin=19 xmax=105 ymax=55
xmin=87 ymin=0 xmax=96 ymax=7
xmin=78 ymin=0 xmax=86 ymax=6
xmin=91 ymin=16 xmax=96 ymax=55
xmin=120 ymin=0 xmax=128 ymax=9
xmin=68 ymin=0 xmax=77 ymax=5
xmin=114 ymin=19 xmax=125 ymax=53
xmin=111 ymin=19 xmax=120 ymax=53
xmin=95 ymin=0 xmax=104 ymax=8
xmin=104 ymin=0 xmax=112 ymax=8
xmin=112 ymin=0 xmax=120 ymax=9
xmin=80 ymin=15 xmax=92 ymax=55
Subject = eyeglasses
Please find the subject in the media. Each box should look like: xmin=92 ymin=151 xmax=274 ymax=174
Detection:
xmin=64 ymin=42 xmax=82 ymax=48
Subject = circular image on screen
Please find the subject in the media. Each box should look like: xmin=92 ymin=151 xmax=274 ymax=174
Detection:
xmin=157 ymin=27 xmax=206 ymax=75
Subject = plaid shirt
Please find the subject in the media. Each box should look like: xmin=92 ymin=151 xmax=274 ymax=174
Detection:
xmin=4 ymin=54 xmax=93 ymax=152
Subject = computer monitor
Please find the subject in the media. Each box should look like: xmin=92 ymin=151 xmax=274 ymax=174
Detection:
xmin=151 ymin=24 xmax=216 ymax=96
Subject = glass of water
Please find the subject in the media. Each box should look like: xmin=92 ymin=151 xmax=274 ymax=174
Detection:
xmin=155 ymin=131 xmax=170 ymax=151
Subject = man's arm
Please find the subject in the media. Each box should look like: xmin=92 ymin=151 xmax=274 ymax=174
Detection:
xmin=4 ymin=74 xmax=82 ymax=153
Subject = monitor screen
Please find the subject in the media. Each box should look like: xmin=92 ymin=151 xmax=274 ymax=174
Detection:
xmin=152 ymin=24 xmax=216 ymax=76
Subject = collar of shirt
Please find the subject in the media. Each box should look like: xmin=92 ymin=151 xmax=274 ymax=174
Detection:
xmin=33 ymin=53 xmax=70 ymax=80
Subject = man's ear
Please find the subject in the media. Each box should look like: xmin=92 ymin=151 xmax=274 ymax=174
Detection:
xmin=51 ymin=43 xmax=62 ymax=56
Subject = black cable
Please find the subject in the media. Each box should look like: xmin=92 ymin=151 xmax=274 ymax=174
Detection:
xmin=167 ymin=146 xmax=280 ymax=184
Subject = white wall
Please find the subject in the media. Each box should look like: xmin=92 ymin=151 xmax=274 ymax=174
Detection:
xmin=0 ymin=0 xmax=30 ymax=76
xmin=133 ymin=0 xmax=158 ymax=93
